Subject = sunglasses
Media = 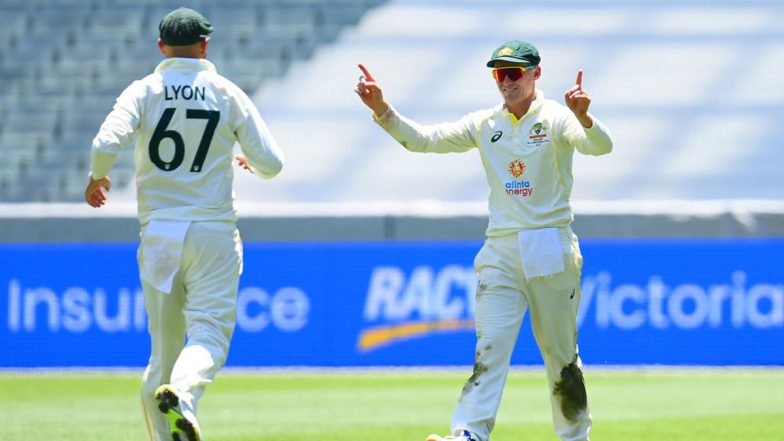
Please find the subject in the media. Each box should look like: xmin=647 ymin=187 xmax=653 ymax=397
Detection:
xmin=491 ymin=65 xmax=538 ymax=82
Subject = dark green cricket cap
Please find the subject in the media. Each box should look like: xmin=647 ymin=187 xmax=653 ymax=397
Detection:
xmin=159 ymin=7 xmax=213 ymax=46
xmin=486 ymin=40 xmax=541 ymax=67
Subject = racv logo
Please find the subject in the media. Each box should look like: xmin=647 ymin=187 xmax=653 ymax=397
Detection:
xmin=358 ymin=265 xmax=478 ymax=352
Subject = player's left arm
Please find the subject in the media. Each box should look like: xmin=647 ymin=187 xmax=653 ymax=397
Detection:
xmin=85 ymin=175 xmax=111 ymax=208
xmin=562 ymin=70 xmax=613 ymax=156
xmin=564 ymin=70 xmax=594 ymax=128
xmin=85 ymin=82 xmax=143 ymax=206
xmin=235 ymin=155 xmax=251 ymax=172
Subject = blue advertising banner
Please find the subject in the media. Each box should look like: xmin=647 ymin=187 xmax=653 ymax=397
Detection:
xmin=0 ymin=239 xmax=782 ymax=367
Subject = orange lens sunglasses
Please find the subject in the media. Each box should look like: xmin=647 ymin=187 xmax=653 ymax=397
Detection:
xmin=491 ymin=65 xmax=538 ymax=82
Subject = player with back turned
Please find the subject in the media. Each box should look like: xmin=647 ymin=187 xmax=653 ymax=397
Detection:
xmin=84 ymin=7 xmax=284 ymax=441
xmin=355 ymin=40 xmax=613 ymax=441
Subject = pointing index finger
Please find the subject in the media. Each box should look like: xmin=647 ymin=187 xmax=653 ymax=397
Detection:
xmin=358 ymin=63 xmax=375 ymax=82
xmin=575 ymin=69 xmax=583 ymax=88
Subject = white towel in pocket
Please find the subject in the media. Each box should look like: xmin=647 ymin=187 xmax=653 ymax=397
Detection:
xmin=140 ymin=220 xmax=191 ymax=294
xmin=518 ymin=227 xmax=565 ymax=279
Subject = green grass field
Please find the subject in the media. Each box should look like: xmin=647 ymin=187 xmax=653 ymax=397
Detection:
xmin=0 ymin=368 xmax=782 ymax=441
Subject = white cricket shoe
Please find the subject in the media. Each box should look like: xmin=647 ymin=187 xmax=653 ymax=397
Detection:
xmin=154 ymin=385 xmax=201 ymax=441
xmin=426 ymin=430 xmax=478 ymax=441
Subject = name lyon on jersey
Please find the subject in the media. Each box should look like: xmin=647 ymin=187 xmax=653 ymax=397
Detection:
xmin=505 ymin=159 xmax=533 ymax=197
xmin=164 ymin=84 xmax=206 ymax=101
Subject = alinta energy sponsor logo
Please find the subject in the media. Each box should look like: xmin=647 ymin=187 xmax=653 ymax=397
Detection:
xmin=527 ymin=122 xmax=550 ymax=145
xmin=505 ymin=159 xmax=533 ymax=197
xmin=508 ymin=159 xmax=525 ymax=178
xmin=357 ymin=265 xmax=478 ymax=352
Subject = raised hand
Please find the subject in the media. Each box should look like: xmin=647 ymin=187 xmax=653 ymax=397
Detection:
xmin=84 ymin=174 xmax=111 ymax=208
xmin=564 ymin=70 xmax=593 ymax=128
xmin=354 ymin=63 xmax=389 ymax=117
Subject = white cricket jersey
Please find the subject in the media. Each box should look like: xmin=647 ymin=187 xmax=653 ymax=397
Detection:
xmin=373 ymin=90 xmax=613 ymax=237
xmin=91 ymin=57 xmax=284 ymax=225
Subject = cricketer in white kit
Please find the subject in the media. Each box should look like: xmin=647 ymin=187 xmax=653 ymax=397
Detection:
xmin=85 ymin=7 xmax=284 ymax=441
xmin=355 ymin=40 xmax=612 ymax=441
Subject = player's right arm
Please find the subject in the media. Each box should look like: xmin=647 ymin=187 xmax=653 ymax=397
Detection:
xmin=355 ymin=64 xmax=389 ymax=117
xmin=354 ymin=64 xmax=477 ymax=154
xmin=232 ymin=90 xmax=284 ymax=179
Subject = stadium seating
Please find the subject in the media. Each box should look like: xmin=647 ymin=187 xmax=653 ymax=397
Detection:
xmin=0 ymin=0 xmax=384 ymax=202
xmin=240 ymin=0 xmax=784 ymax=204
xmin=1 ymin=0 xmax=781 ymax=204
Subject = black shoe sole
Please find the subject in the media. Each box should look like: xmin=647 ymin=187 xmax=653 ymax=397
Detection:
xmin=154 ymin=387 xmax=200 ymax=441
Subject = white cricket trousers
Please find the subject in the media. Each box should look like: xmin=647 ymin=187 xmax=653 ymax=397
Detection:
xmin=452 ymin=226 xmax=591 ymax=441
xmin=138 ymin=221 xmax=242 ymax=441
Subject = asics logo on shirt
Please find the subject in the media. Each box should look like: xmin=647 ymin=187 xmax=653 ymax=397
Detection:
xmin=491 ymin=131 xmax=503 ymax=142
